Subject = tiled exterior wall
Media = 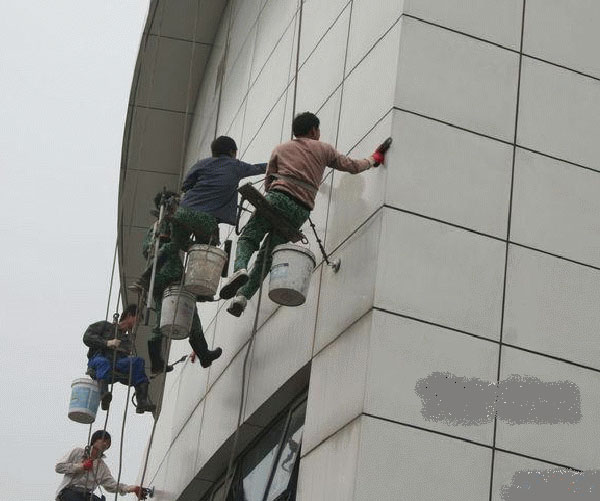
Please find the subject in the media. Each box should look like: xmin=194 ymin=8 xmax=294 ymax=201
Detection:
xmin=140 ymin=1 xmax=600 ymax=499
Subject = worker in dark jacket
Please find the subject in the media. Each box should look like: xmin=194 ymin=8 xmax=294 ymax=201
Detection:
xmin=83 ymin=304 xmax=155 ymax=414
xmin=171 ymin=135 xmax=267 ymax=250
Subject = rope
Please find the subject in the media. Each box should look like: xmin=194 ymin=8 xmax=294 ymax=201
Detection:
xmin=223 ymin=235 xmax=271 ymax=496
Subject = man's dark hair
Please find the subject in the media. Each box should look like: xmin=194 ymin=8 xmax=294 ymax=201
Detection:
xmin=153 ymin=190 xmax=178 ymax=210
xmin=90 ymin=430 xmax=111 ymax=445
xmin=119 ymin=304 xmax=138 ymax=322
xmin=292 ymin=112 xmax=320 ymax=137
xmin=211 ymin=136 xmax=237 ymax=157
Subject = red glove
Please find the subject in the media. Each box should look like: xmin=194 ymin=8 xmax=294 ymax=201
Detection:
xmin=372 ymin=150 xmax=385 ymax=165
xmin=82 ymin=459 xmax=93 ymax=471
xmin=132 ymin=486 xmax=147 ymax=499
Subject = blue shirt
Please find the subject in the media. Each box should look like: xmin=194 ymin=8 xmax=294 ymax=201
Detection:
xmin=180 ymin=156 xmax=267 ymax=225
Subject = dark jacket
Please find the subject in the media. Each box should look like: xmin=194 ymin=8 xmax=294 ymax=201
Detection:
xmin=83 ymin=321 xmax=132 ymax=360
xmin=180 ymin=156 xmax=267 ymax=225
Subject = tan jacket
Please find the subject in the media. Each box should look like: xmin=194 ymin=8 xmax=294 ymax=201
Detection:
xmin=265 ymin=138 xmax=374 ymax=209
xmin=55 ymin=447 xmax=132 ymax=500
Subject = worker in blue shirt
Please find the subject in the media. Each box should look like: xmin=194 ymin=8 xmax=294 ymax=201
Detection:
xmin=170 ymin=135 xmax=267 ymax=251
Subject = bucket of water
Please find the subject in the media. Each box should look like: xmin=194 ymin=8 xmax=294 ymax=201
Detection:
xmin=268 ymin=244 xmax=316 ymax=306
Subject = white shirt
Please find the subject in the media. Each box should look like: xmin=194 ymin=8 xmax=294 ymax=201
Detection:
xmin=54 ymin=446 xmax=132 ymax=500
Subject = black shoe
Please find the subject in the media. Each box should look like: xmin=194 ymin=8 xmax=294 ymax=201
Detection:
xmin=135 ymin=382 xmax=156 ymax=414
xmin=199 ymin=347 xmax=223 ymax=368
xmin=151 ymin=362 xmax=174 ymax=375
xmin=219 ymin=269 xmax=249 ymax=300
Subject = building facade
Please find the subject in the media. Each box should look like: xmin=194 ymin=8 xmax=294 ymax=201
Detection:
xmin=118 ymin=1 xmax=600 ymax=499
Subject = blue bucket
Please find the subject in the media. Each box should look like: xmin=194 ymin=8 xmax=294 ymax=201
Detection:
xmin=69 ymin=378 xmax=100 ymax=424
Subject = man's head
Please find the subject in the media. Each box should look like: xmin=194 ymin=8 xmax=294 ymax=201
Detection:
xmin=292 ymin=112 xmax=320 ymax=140
xmin=90 ymin=430 xmax=111 ymax=452
xmin=211 ymin=136 xmax=237 ymax=158
xmin=119 ymin=304 xmax=138 ymax=331
xmin=153 ymin=190 xmax=179 ymax=210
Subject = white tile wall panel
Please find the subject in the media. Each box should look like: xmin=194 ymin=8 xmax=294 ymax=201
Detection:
xmin=243 ymin=25 xmax=297 ymax=145
xmin=314 ymin=211 xmax=382 ymax=353
xmin=250 ymin=0 xmax=298 ymax=85
xmin=162 ymin=401 xmax=204 ymax=498
xmin=396 ymin=17 xmax=519 ymax=142
xmin=404 ymin=0 xmax=523 ymax=50
xmin=135 ymin=36 xmax=211 ymax=113
xmin=387 ymin=110 xmax=513 ymax=239
xmin=303 ymin=313 xmax=372 ymax=454
xmin=295 ymin=6 xmax=350 ymax=117
xmin=326 ymin=112 xmax=391 ymax=252
xmin=240 ymin=94 xmax=286 ymax=164
xmin=376 ymin=209 xmax=505 ymax=339
xmin=518 ymin=57 xmax=600 ymax=169
xmin=297 ymin=418 xmax=361 ymax=501
xmin=196 ymin=350 xmax=250 ymax=469
xmin=127 ymin=107 xmax=186 ymax=176
xmin=497 ymin=347 xmax=600 ymax=470
xmin=207 ymin=301 xmax=255 ymax=388
xmin=243 ymin=264 xmax=318 ymax=421
xmin=490 ymin=451 xmax=558 ymax=501
xmin=365 ymin=311 xmax=499 ymax=445
xmin=503 ymin=245 xmax=600 ymax=371
xmin=298 ymin=0 xmax=350 ymax=65
xmin=149 ymin=0 xmax=224 ymax=44
xmin=171 ymin=327 xmax=213 ymax=436
xmin=346 ymin=0 xmax=404 ymax=70
xmin=228 ymin=0 xmax=264 ymax=67
xmin=524 ymin=0 xmax=600 ymax=78
xmin=120 ymin=170 xmax=181 ymax=230
xmin=337 ymin=21 xmax=400 ymax=156
xmin=354 ymin=416 xmax=492 ymax=501
xmin=512 ymin=149 xmax=600 ymax=267
xmin=218 ymin=28 xmax=256 ymax=134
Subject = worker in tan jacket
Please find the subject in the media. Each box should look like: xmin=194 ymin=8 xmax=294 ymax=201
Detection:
xmin=219 ymin=111 xmax=388 ymax=316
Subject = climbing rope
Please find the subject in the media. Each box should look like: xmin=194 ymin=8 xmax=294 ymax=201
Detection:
xmin=223 ymin=235 xmax=272 ymax=496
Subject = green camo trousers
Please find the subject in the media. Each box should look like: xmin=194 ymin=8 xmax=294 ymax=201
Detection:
xmin=170 ymin=207 xmax=219 ymax=252
xmin=234 ymin=191 xmax=310 ymax=300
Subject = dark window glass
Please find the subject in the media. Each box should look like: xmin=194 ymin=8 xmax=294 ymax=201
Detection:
xmin=265 ymin=404 xmax=306 ymax=500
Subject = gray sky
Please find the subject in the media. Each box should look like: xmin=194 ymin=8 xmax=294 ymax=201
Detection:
xmin=0 ymin=1 xmax=152 ymax=499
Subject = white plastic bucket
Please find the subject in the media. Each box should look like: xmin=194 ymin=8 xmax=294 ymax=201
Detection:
xmin=185 ymin=244 xmax=227 ymax=296
xmin=160 ymin=286 xmax=196 ymax=339
xmin=268 ymin=244 xmax=316 ymax=306
xmin=69 ymin=378 xmax=100 ymax=424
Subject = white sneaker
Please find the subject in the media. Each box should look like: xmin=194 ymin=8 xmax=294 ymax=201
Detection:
xmin=219 ymin=269 xmax=249 ymax=300
xmin=227 ymin=295 xmax=247 ymax=317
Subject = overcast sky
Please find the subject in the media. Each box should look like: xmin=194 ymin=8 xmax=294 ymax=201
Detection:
xmin=0 ymin=1 xmax=152 ymax=499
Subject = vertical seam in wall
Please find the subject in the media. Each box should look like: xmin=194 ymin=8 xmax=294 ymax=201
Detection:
xmin=311 ymin=0 xmax=355 ymax=351
xmin=488 ymin=2 xmax=527 ymax=500
xmin=214 ymin=0 xmax=236 ymax=140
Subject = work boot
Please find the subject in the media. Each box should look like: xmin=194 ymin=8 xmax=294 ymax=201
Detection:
xmin=147 ymin=338 xmax=174 ymax=374
xmin=199 ymin=347 xmax=223 ymax=368
xmin=99 ymin=380 xmax=112 ymax=411
xmin=219 ymin=269 xmax=249 ymax=300
xmin=135 ymin=382 xmax=156 ymax=414
xmin=227 ymin=295 xmax=247 ymax=317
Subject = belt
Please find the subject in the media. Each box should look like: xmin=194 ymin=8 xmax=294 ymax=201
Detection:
xmin=270 ymin=189 xmax=312 ymax=212
xmin=269 ymin=173 xmax=318 ymax=196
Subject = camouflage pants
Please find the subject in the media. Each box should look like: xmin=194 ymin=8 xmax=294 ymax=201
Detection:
xmin=150 ymin=242 xmax=208 ymax=356
xmin=170 ymin=207 xmax=219 ymax=252
xmin=234 ymin=191 xmax=310 ymax=300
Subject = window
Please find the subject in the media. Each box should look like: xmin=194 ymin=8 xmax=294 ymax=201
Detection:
xmin=203 ymin=395 xmax=306 ymax=501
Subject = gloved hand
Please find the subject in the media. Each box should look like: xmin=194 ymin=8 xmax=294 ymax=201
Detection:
xmin=107 ymin=339 xmax=121 ymax=349
xmin=371 ymin=150 xmax=385 ymax=166
xmin=129 ymin=485 xmax=147 ymax=499
xmin=372 ymin=137 xmax=393 ymax=166
xmin=82 ymin=459 xmax=94 ymax=471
